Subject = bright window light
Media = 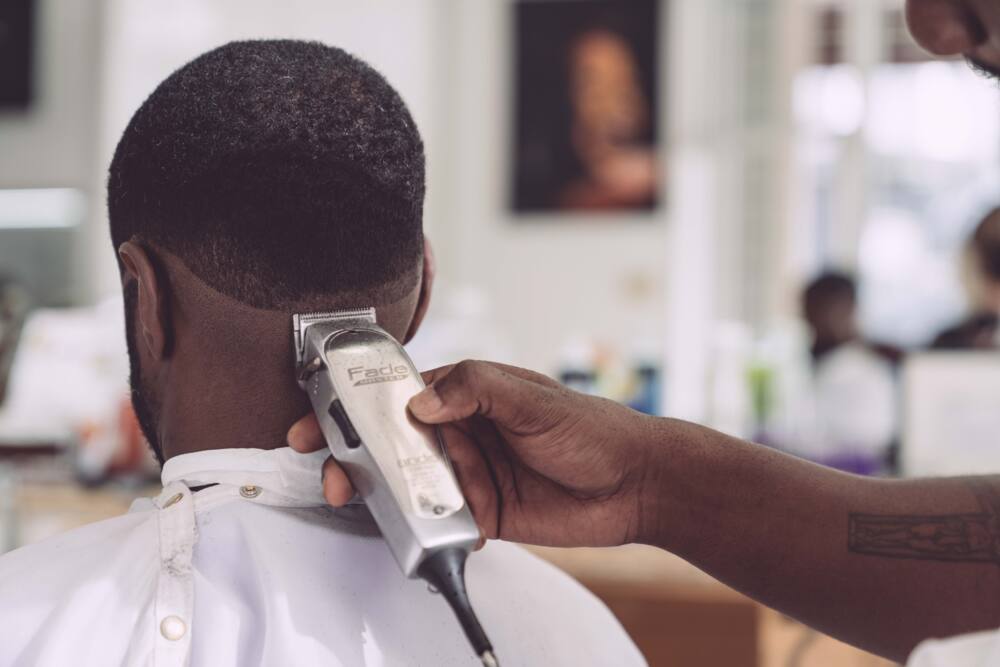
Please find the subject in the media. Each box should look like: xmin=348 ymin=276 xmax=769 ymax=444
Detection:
xmin=0 ymin=188 xmax=86 ymax=230
xmin=867 ymin=62 xmax=1000 ymax=163
xmin=794 ymin=64 xmax=866 ymax=137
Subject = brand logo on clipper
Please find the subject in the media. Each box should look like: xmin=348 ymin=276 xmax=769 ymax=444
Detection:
xmin=348 ymin=364 xmax=410 ymax=386
xmin=398 ymin=454 xmax=437 ymax=468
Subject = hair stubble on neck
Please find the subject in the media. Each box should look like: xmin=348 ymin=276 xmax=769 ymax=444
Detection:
xmin=127 ymin=245 xmax=423 ymax=463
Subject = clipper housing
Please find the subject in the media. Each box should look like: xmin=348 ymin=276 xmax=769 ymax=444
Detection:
xmin=293 ymin=308 xmax=480 ymax=577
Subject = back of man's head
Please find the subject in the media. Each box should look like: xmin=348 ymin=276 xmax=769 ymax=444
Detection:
xmin=804 ymin=271 xmax=855 ymax=314
xmin=803 ymin=271 xmax=857 ymax=350
xmin=108 ymin=39 xmax=425 ymax=310
xmin=971 ymin=207 xmax=1000 ymax=287
xmin=108 ymin=40 xmax=427 ymax=464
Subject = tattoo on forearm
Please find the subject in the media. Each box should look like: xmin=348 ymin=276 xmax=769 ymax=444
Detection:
xmin=848 ymin=480 xmax=1000 ymax=564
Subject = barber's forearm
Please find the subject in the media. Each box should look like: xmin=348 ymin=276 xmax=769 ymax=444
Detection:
xmin=637 ymin=418 xmax=1000 ymax=663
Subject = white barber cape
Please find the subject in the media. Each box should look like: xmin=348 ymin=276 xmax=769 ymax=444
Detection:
xmin=908 ymin=630 xmax=1000 ymax=666
xmin=0 ymin=447 xmax=644 ymax=666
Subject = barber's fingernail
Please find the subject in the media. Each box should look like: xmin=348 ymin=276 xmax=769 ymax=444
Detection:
xmin=409 ymin=384 xmax=443 ymax=416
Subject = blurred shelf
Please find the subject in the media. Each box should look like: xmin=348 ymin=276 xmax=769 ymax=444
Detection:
xmin=5 ymin=481 xmax=155 ymax=550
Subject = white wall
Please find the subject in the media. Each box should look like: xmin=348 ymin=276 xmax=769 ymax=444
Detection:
xmin=0 ymin=0 xmax=105 ymax=304
xmin=0 ymin=0 xmax=102 ymax=190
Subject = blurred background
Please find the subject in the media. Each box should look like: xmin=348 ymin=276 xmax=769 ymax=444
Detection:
xmin=2 ymin=0 xmax=999 ymax=664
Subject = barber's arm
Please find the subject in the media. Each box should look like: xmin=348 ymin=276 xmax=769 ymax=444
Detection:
xmin=288 ymin=360 xmax=1000 ymax=664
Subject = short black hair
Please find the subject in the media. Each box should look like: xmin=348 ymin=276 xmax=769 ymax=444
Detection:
xmin=971 ymin=207 xmax=1000 ymax=283
xmin=108 ymin=39 xmax=425 ymax=309
xmin=803 ymin=271 xmax=856 ymax=316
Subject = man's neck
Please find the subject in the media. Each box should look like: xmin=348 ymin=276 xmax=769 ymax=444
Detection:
xmin=158 ymin=335 xmax=312 ymax=460
xmin=148 ymin=249 xmax=420 ymax=461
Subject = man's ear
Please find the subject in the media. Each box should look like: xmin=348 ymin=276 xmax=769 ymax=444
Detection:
xmin=403 ymin=239 xmax=435 ymax=344
xmin=118 ymin=240 xmax=171 ymax=360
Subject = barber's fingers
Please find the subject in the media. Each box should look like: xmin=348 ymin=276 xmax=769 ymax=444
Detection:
xmin=288 ymin=416 xmax=355 ymax=505
xmin=290 ymin=361 xmax=560 ymax=451
xmin=410 ymin=360 xmax=562 ymax=434
xmin=320 ymin=456 xmax=355 ymax=506
xmin=287 ymin=413 xmax=325 ymax=453
xmin=420 ymin=361 xmax=561 ymax=391
xmin=438 ymin=421 xmax=503 ymax=540
xmin=419 ymin=365 xmax=455 ymax=386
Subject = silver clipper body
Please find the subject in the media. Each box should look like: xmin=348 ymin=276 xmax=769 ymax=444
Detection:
xmin=293 ymin=308 xmax=480 ymax=577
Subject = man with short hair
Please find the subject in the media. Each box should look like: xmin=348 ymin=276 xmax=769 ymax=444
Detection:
xmin=803 ymin=272 xmax=859 ymax=362
xmin=796 ymin=271 xmax=899 ymax=475
xmin=906 ymin=0 xmax=1000 ymax=79
xmin=0 ymin=40 xmax=643 ymax=666
xmin=934 ymin=207 xmax=1000 ymax=349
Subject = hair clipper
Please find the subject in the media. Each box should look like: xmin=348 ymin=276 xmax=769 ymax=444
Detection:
xmin=293 ymin=308 xmax=498 ymax=666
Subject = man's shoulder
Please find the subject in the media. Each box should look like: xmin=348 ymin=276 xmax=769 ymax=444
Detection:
xmin=932 ymin=313 xmax=998 ymax=350
xmin=0 ymin=509 xmax=159 ymax=664
xmin=907 ymin=629 xmax=1000 ymax=666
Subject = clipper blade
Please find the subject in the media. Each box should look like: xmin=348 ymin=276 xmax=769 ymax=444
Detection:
xmin=292 ymin=306 xmax=376 ymax=366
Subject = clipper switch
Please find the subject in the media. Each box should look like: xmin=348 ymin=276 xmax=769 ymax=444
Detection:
xmin=328 ymin=399 xmax=362 ymax=449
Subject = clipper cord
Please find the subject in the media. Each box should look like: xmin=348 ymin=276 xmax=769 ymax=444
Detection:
xmin=417 ymin=548 xmax=499 ymax=666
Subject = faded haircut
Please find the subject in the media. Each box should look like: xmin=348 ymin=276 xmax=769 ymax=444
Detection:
xmin=108 ymin=39 xmax=425 ymax=310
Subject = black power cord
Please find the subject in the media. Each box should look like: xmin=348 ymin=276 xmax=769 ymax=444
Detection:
xmin=418 ymin=548 xmax=499 ymax=666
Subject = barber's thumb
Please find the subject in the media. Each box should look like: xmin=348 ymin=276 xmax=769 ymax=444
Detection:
xmin=408 ymin=361 xmax=538 ymax=427
xmin=409 ymin=384 xmax=448 ymax=421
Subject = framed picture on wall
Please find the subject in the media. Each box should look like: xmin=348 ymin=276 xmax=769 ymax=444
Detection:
xmin=511 ymin=0 xmax=662 ymax=215
xmin=0 ymin=0 xmax=35 ymax=109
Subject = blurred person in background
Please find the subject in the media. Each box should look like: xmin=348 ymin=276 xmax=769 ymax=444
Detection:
xmin=800 ymin=272 xmax=899 ymax=475
xmin=300 ymin=3 xmax=1000 ymax=666
xmin=803 ymin=272 xmax=858 ymax=362
xmin=934 ymin=207 xmax=1000 ymax=349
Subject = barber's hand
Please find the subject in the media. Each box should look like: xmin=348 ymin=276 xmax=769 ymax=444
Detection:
xmin=287 ymin=360 xmax=661 ymax=547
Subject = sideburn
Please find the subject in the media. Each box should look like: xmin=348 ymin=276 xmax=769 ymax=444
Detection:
xmin=123 ymin=279 xmax=165 ymax=465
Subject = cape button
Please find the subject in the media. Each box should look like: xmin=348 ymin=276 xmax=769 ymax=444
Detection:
xmin=160 ymin=615 xmax=187 ymax=641
xmin=240 ymin=485 xmax=261 ymax=499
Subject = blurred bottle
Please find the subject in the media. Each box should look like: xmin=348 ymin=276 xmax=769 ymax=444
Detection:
xmin=747 ymin=362 xmax=776 ymax=444
xmin=0 ymin=278 xmax=30 ymax=407
xmin=558 ymin=335 xmax=599 ymax=396
xmin=708 ymin=321 xmax=753 ymax=439
xmin=625 ymin=335 xmax=662 ymax=416
xmin=627 ymin=363 xmax=661 ymax=416
xmin=0 ymin=466 xmax=17 ymax=554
